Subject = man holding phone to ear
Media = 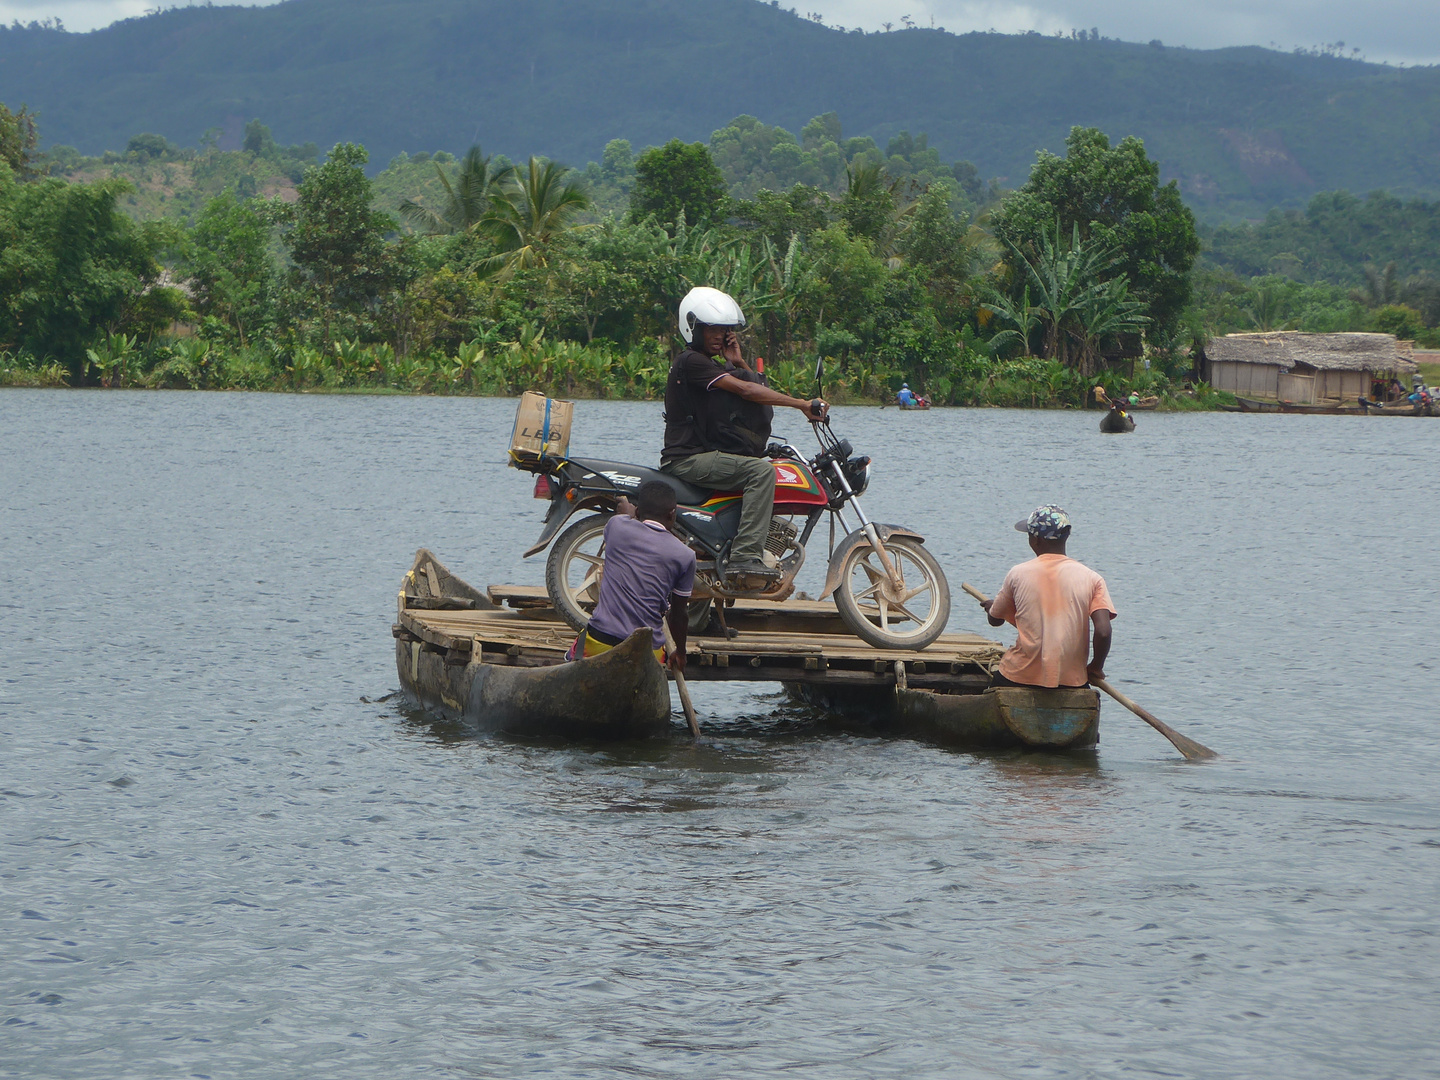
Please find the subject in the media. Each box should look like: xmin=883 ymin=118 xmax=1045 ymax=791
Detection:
xmin=662 ymin=287 xmax=829 ymax=585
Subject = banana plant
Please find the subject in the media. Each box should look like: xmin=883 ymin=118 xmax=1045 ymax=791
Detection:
xmin=85 ymin=333 xmax=138 ymax=388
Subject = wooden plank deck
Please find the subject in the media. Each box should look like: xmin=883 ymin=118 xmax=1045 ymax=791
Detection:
xmin=395 ymin=585 xmax=1005 ymax=692
xmin=487 ymin=583 xmax=871 ymax=634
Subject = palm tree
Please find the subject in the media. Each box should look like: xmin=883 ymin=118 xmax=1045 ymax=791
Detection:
xmin=840 ymin=159 xmax=915 ymax=261
xmin=480 ymin=157 xmax=591 ymax=276
xmin=1350 ymin=262 xmax=1399 ymax=307
xmin=1245 ymin=284 xmax=1288 ymax=331
xmin=398 ymin=145 xmax=513 ymax=235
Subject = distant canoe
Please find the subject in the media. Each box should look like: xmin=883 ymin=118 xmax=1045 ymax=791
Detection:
xmin=395 ymin=550 xmax=672 ymax=739
xmin=895 ymin=686 xmax=1100 ymax=750
xmin=1359 ymin=396 xmax=1439 ymax=417
xmin=1235 ymin=396 xmax=1365 ymax=415
xmin=1100 ymin=409 xmax=1136 ymax=433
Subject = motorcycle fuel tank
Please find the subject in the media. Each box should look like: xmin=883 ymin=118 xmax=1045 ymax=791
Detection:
xmin=672 ymin=460 xmax=825 ymax=553
xmin=687 ymin=459 xmax=828 ymax=517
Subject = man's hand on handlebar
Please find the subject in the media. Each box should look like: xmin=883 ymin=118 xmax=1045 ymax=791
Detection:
xmin=804 ymin=398 xmax=830 ymax=421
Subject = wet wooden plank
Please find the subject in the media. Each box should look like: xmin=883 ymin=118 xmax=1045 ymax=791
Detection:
xmin=399 ymin=592 xmax=1004 ymax=691
xmin=486 ymin=583 xmax=875 ymax=632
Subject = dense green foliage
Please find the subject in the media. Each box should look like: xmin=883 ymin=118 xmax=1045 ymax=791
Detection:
xmin=7 ymin=113 xmax=1216 ymax=405
xmin=6 ymin=0 xmax=1440 ymax=221
xmin=6 ymin=99 xmax=1439 ymax=403
xmin=0 ymin=163 xmax=182 ymax=368
xmin=631 ymin=140 xmax=729 ymax=231
xmin=1187 ymin=191 xmax=1440 ymax=345
xmin=1201 ymin=190 xmax=1440 ymax=283
xmin=990 ymin=128 xmax=1199 ymax=349
xmin=0 ymin=102 xmax=40 ymax=177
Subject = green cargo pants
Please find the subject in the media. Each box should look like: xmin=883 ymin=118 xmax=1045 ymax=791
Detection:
xmin=662 ymin=451 xmax=775 ymax=564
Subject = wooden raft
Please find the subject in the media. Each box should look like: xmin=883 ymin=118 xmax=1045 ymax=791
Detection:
xmin=393 ymin=585 xmax=1006 ymax=692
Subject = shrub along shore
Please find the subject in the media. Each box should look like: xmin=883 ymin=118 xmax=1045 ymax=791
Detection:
xmin=0 ymin=335 xmax=1231 ymax=410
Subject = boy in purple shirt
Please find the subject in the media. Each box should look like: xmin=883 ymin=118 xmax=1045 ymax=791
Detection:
xmin=566 ymin=481 xmax=697 ymax=671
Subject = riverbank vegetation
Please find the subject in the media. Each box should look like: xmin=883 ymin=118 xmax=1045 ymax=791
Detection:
xmin=4 ymin=102 xmax=1437 ymax=406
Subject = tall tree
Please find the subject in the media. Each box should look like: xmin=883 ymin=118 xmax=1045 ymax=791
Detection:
xmin=630 ymin=139 xmax=727 ymax=233
xmin=283 ymin=143 xmax=396 ymax=349
xmin=0 ymin=103 xmax=40 ymax=179
xmin=185 ymin=191 xmax=280 ymax=346
xmin=991 ymin=127 xmax=1198 ymax=342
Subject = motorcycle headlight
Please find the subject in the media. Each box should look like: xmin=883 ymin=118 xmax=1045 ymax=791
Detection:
xmin=844 ymin=455 xmax=871 ymax=496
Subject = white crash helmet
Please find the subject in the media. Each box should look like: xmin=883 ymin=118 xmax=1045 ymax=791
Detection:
xmin=678 ymin=286 xmax=746 ymax=344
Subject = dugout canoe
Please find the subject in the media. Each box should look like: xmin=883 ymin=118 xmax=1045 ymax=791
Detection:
xmin=1099 ymin=409 xmax=1136 ymax=433
xmin=893 ymin=686 xmax=1100 ymax=750
xmin=1235 ymin=396 xmax=1365 ymax=415
xmin=394 ymin=550 xmax=672 ymax=739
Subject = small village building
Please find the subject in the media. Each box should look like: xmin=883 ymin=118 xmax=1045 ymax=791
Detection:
xmin=1201 ymin=332 xmax=1418 ymax=405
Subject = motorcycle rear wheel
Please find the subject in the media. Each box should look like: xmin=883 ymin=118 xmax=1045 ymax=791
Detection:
xmin=833 ymin=535 xmax=950 ymax=650
xmin=545 ymin=513 xmax=609 ymax=632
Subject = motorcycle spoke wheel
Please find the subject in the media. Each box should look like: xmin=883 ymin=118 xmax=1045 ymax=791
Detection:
xmin=834 ymin=536 xmax=951 ymax=650
xmin=545 ymin=514 xmax=610 ymax=632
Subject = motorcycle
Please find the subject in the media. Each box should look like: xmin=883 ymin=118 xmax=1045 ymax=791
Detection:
xmin=514 ymin=419 xmax=951 ymax=650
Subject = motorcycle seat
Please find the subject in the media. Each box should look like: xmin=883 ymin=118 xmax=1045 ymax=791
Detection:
xmin=569 ymin=458 xmax=720 ymax=507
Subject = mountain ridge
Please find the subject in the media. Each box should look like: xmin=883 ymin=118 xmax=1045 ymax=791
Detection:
xmin=3 ymin=0 xmax=1438 ymax=218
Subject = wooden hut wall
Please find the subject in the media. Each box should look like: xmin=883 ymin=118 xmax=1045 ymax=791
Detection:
xmin=1321 ymin=369 xmax=1369 ymax=401
xmin=1210 ymin=361 xmax=1282 ymax=397
xmin=1277 ymin=371 xmax=1316 ymax=403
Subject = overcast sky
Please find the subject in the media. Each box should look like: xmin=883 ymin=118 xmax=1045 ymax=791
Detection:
xmin=4 ymin=0 xmax=1437 ymax=65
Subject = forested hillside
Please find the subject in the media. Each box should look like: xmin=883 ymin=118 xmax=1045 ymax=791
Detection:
xmin=4 ymin=0 xmax=1439 ymax=220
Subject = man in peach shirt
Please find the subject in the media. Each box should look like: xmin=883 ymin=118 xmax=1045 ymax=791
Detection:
xmin=981 ymin=505 xmax=1115 ymax=688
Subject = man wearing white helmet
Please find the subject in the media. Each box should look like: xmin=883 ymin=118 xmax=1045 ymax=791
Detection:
xmin=662 ymin=286 xmax=830 ymax=583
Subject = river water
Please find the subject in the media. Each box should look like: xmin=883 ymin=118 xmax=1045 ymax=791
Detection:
xmin=2 ymin=390 xmax=1436 ymax=1079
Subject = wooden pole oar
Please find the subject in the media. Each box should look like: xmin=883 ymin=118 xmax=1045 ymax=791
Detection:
xmin=960 ymin=582 xmax=1217 ymax=761
xmin=661 ymin=622 xmax=701 ymax=738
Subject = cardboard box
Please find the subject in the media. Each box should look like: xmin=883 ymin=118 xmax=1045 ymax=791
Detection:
xmin=509 ymin=391 xmax=573 ymax=464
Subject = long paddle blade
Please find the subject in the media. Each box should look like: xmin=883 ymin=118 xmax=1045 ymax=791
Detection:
xmin=960 ymin=582 xmax=1218 ymax=762
xmin=1092 ymin=679 xmax=1218 ymax=761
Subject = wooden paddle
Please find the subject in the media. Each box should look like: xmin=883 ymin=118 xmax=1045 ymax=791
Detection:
xmin=960 ymin=582 xmax=1217 ymax=761
xmin=661 ymin=622 xmax=701 ymax=737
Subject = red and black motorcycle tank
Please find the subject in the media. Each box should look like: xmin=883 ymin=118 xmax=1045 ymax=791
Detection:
xmin=673 ymin=460 xmax=827 ymax=551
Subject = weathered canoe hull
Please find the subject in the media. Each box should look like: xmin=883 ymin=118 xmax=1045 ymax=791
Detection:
xmin=1099 ymin=411 xmax=1136 ymax=433
xmin=397 ymin=627 xmax=673 ymax=739
xmin=395 ymin=550 xmax=673 ymax=739
xmin=894 ymin=686 xmax=1099 ymax=750
xmin=788 ymin=683 xmax=1100 ymax=751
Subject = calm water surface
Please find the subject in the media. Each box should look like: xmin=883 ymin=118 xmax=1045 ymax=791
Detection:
xmin=2 ymin=390 xmax=1436 ymax=1079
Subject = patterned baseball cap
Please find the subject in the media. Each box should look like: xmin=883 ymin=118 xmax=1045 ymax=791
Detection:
xmin=1014 ymin=505 xmax=1071 ymax=539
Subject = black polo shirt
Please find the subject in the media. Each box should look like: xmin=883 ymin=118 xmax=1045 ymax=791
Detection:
xmin=662 ymin=349 xmax=759 ymax=462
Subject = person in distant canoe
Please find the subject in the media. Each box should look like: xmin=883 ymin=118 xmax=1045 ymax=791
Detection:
xmin=897 ymin=383 xmax=917 ymax=407
xmin=565 ymin=481 xmax=696 ymax=672
xmin=980 ymin=506 xmax=1116 ymax=688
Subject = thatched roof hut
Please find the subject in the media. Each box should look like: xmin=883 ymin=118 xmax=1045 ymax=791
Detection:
xmin=1202 ymin=332 xmax=1417 ymax=404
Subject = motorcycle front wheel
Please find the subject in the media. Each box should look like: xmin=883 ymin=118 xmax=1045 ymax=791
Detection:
xmin=833 ymin=535 xmax=951 ymax=650
xmin=545 ymin=513 xmax=609 ymax=632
